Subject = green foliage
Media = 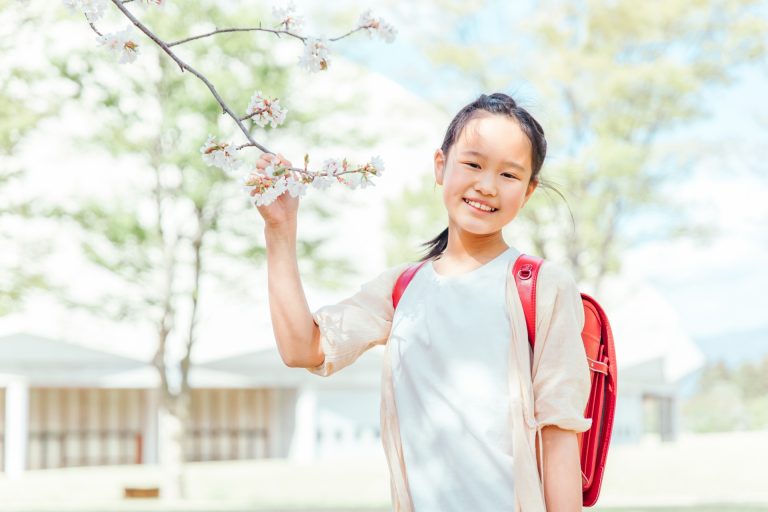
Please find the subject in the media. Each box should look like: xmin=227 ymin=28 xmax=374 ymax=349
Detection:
xmin=0 ymin=2 xmax=68 ymax=315
xmin=0 ymin=261 xmax=48 ymax=317
xmin=683 ymin=356 xmax=768 ymax=432
xmin=683 ymin=380 xmax=747 ymax=432
xmin=384 ymin=172 xmax=446 ymax=265
xmin=68 ymin=201 xmax=158 ymax=282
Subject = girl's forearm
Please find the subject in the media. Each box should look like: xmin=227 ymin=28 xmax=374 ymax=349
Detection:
xmin=264 ymin=222 xmax=323 ymax=368
xmin=537 ymin=425 xmax=583 ymax=512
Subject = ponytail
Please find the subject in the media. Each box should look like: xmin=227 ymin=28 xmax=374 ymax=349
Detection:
xmin=419 ymin=226 xmax=449 ymax=262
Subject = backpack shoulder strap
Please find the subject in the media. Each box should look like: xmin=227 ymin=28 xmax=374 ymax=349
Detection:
xmin=513 ymin=253 xmax=544 ymax=348
xmin=392 ymin=260 xmax=429 ymax=309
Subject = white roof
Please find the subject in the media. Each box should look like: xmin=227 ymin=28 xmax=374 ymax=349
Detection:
xmin=0 ymin=331 xmax=145 ymax=385
xmin=200 ymin=345 xmax=384 ymax=389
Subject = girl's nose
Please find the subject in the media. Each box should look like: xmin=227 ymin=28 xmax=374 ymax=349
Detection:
xmin=474 ymin=174 xmax=497 ymax=196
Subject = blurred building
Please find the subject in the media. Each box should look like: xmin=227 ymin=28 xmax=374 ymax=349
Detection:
xmin=0 ymin=271 xmax=706 ymax=476
xmin=0 ymin=333 xmax=151 ymax=474
xmin=594 ymin=273 xmax=706 ymax=444
xmin=0 ymin=324 xmax=384 ymax=475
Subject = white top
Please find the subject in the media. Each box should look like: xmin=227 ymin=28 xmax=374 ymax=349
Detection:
xmin=307 ymin=248 xmax=592 ymax=512
xmin=388 ymin=246 xmax=521 ymax=511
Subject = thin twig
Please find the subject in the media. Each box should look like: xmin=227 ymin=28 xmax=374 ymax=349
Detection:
xmin=169 ymin=24 xmax=367 ymax=48
xmin=329 ymin=26 xmax=366 ymax=42
xmin=169 ymin=26 xmax=307 ymax=47
xmin=87 ymin=20 xmax=103 ymax=37
xmin=239 ymin=112 xmax=259 ymax=122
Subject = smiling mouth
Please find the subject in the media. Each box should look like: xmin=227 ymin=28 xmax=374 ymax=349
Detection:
xmin=463 ymin=198 xmax=498 ymax=212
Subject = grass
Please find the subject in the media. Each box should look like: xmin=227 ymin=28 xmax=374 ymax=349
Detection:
xmin=0 ymin=431 xmax=766 ymax=511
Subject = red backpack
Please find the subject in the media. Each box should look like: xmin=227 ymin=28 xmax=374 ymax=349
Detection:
xmin=391 ymin=253 xmax=617 ymax=507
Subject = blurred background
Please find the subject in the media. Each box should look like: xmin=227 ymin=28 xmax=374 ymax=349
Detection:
xmin=1 ymin=0 xmax=767 ymax=510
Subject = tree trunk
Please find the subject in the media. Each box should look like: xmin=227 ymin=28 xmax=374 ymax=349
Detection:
xmin=158 ymin=394 xmax=191 ymax=500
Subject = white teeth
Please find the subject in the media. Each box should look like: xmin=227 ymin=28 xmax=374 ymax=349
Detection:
xmin=464 ymin=199 xmax=496 ymax=212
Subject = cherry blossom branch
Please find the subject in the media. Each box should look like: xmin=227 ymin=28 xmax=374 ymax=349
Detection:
xmin=109 ymin=0 xmax=271 ymax=153
xmin=66 ymin=0 xmax=396 ymax=205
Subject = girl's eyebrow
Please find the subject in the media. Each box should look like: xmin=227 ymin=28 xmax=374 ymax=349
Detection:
xmin=460 ymin=150 xmax=527 ymax=173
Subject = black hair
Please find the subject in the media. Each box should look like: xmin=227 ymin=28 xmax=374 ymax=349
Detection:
xmin=419 ymin=92 xmax=568 ymax=262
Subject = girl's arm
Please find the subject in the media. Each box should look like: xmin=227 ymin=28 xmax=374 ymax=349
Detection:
xmin=529 ymin=262 xmax=592 ymax=511
xmin=253 ymin=152 xmax=322 ymax=369
xmin=258 ymin=153 xmax=405 ymax=375
xmin=536 ymin=425 xmax=583 ymax=512
xmin=264 ymin=221 xmax=323 ymax=368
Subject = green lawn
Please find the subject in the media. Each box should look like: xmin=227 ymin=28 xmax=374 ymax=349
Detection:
xmin=1 ymin=431 xmax=767 ymax=511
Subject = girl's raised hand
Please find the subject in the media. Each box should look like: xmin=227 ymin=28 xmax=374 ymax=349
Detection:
xmin=253 ymin=152 xmax=300 ymax=228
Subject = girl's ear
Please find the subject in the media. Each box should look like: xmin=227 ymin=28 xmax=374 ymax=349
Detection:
xmin=522 ymin=178 xmax=538 ymax=208
xmin=434 ymin=149 xmax=446 ymax=186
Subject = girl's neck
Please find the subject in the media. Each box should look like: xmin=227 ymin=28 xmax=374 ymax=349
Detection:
xmin=438 ymin=228 xmax=508 ymax=264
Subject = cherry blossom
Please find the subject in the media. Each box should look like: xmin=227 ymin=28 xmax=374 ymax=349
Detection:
xmin=246 ymin=91 xmax=287 ymax=128
xmin=98 ymin=27 xmax=141 ymax=64
xmin=357 ymin=9 xmax=397 ymax=43
xmin=320 ymin=158 xmax=343 ymax=176
xmin=310 ymin=174 xmax=335 ymax=191
xmin=286 ymin=177 xmax=309 ymax=198
xmin=63 ymin=0 xmax=108 ymax=22
xmin=200 ymin=136 xmax=242 ymax=172
xmin=338 ymin=171 xmax=376 ymax=190
xmin=245 ymin=172 xmax=290 ymax=207
xmin=272 ymin=1 xmax=304 ymax=34
xmin=364 ymin=155 xmax=385 ymax=177
xmin=244 ymin=152 xmax=385 ymax=205
xmin=298 ymin=37 xmax=331 ymax=72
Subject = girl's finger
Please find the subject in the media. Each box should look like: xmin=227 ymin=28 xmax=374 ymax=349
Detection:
xmin=258 ymin=153 xmax=273 ymax=166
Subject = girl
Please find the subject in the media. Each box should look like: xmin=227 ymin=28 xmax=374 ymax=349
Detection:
xmin=256 ymin=93 xmax=592 ymax=512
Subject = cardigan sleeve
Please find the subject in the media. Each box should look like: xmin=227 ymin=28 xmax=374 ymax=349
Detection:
xmin=530 ymin=261 xmax=593 ymax=433
xmin=306 ymin=262 xmax=411 ymax=377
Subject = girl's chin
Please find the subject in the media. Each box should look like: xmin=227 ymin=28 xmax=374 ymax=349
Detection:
xmin=454 ymin=217 xmax=501 ymax=235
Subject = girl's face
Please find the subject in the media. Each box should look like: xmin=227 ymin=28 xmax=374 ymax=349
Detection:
xmin=434 ymin=114 xmax=538 ymax=238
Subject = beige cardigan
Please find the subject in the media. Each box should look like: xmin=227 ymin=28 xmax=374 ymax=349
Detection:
xmin=307 ymin=258 xmax=592 ymax=512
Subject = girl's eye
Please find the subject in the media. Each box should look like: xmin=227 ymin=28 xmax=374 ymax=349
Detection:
xmin=503 ymin=173 xmax=518 ymax=180
xmin=464 ymin=162 xmax=480 ymax=169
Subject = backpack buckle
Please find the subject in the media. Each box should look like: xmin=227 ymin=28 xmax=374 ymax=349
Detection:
xmin=518 ymin=264 xmax=533 ymax=280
